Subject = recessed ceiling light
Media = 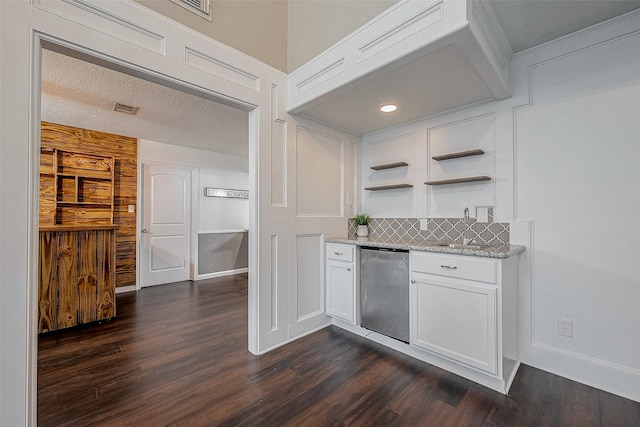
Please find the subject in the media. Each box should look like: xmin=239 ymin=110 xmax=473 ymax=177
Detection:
xmin=380 ymin=103 xmax=397 ymax=113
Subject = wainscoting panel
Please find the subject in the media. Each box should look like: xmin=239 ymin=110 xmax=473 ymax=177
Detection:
xmin=197 ymin=231 xmax=248 ymax=276
xmin=295 ymin=233 xmax=324 ymax=321
xmin=296 ymin=126 xmax=343 ymax=217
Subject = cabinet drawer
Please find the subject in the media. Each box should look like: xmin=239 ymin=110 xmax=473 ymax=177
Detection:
xmin=326 ymin=243 xmax=354 ymax=262
xmin=411 ymin=252 xmax=496 ymax=283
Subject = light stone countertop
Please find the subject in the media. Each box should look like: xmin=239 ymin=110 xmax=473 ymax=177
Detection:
xmin=326 ymin=236 xmax=525 ymax=259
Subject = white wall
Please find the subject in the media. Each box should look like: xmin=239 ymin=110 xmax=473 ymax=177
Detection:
xmin=287 ymin=0 xmax=398 ymax=72
xmin=139 ymin=139 xmax=249 ymax=232
xmin=198 ymin=168 xmax=249 ymax=232
xmin=134 ymin=0 xmax=288 ymax=72
xmin=139 ymin=140 xmax=249 ymax=278
xmin=360 ymin=10 xmax=640 ymax=402
xmin=511 ymin=12 xmax=640 ymax=401
xmin=361 ymin=111 xmax=504 ymax=220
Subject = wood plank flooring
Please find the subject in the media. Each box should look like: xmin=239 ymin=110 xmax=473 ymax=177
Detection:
xmin=38 ymin=274 xmax=640 ymax=426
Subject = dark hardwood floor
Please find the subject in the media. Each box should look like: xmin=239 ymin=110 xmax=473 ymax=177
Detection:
xmin=38 ymin=274 xmax=640 ymax=426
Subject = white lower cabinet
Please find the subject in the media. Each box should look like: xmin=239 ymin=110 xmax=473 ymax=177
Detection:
xmin=409 ymin=251 xmax=520 ymax=392
xmin=325 ymin=243 xmax=357 ymax=324
xmin=324 ymin=242 xmax=520 ymax=394
xmin=411 ymin=275 xmax=497 ymax=374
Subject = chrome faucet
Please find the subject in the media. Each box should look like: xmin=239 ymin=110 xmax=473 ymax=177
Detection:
xmin=463 ymin=207 xmax=471 ymax=245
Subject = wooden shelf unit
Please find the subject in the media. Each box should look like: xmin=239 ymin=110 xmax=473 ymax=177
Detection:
xmin=38 ymin=147 xmax=117 ymax=333
xmin=370 ymin=161 xmax=409 ymax=170
xmin=424 ymin=176 xmax=491 ymax=186
xmin=40 ymin=149 xmax=115 ymax=227
xmin=364 ymin=183 xmax=414 ymax=191
xmin=431 ymin=149 xmax=484 ymax=161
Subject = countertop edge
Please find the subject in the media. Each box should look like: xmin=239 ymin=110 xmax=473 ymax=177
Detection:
xmin=325 ymin=237 xmax=525 ymax=259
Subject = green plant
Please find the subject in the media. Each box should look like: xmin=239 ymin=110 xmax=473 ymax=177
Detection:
xmin=354 ymin=214 xmax=371 ymax=226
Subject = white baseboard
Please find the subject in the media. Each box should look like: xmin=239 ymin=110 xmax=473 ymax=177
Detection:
xmin=523 ymin=342 xmax=640 ymax=403
xmin=115 ymin=285 xmax=136 ymax=294
xmin=195 ymin=268 xmax=248 ymax=280
xmin=259 ymin=320 xmax=332 ymax=355
xmin=331 ymin=319 xmax=513 ymax=394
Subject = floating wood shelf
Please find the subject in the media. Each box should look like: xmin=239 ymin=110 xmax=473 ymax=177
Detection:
xmin=39 ymin=224 xmax=119 ymax=232
xmin=56 ymin=201 xmax=113 ymax=207
xmin=364 ymin=183 xmax=413 ymax=191
xmin=370 ymin=161 xmax=409 ymax=170
xmin=424 ymin=176 xmax=491 ymax=186
xmin=432 ymin=149 xmax=484 ymax=161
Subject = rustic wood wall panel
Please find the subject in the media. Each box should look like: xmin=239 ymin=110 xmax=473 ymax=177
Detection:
xmin=40 ymin=121 xmax=137 ymax=289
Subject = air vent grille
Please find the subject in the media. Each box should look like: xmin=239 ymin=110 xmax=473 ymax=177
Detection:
xmin=170 ymin=0 xmax=212 ymax=20
xmin=113 ymin=102 xmax=139 ymax=115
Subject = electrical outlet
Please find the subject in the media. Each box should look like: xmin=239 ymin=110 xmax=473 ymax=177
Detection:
xmin=128 ymin=204 xmax=135 ymax=213
xmin=558 ymin=317 xmax=574 ymax=338
xmin=419 ymin=219 xmax=428 ymax=231
xmin=477 ymin=207 xmax=489 ymax=223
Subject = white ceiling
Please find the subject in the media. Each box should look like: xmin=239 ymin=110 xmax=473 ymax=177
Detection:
xmin=301 ymin=45 xmax=496 ymax=134
xmin=41 ymin=49 xmax=249 ymax=157
xmin=490 ymin=0 xmax=640 ymax=53
xmin=297 ymin=0 xmax=640 ymax=135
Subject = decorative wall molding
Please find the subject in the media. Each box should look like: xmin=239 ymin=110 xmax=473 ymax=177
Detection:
xmin=295 ymin=233 xmax=325 ymax=321
xmin=33 ymin=0 xmax=167 ymax=55
xmin=271 ymin=83 xmax=287 ymax=207
xmin=271 ymin=119 xmax=287 ymax=207
xmin=510 ymin=12 xmax=640 ymax=403
xmin=357 ymin=1 xmax=444 ymax=63
xmin=270 ymin=234 xmax=279 ymax=332
xmin=295 ymin=58 xmax=345 ymax=97
xmin=469 ymin=0 xmax=512 ymax=70
xmin=295 ymin=126 xmax=345 ymax=217
xmin=185 ymin=47 xmax=260 ymax=91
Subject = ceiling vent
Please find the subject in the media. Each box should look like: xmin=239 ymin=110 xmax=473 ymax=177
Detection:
xmin=170 ymin=0 xmax=212 ymax=21
xmin=113 ymin=102 xmax=139 ymax=115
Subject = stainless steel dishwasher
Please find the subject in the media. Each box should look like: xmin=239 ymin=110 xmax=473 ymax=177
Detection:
xmin=360 ymin=246 xmax=410 ymax=343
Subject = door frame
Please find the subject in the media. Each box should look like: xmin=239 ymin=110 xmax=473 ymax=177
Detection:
xmin=20 ymin=29 xmax=262 ymax=425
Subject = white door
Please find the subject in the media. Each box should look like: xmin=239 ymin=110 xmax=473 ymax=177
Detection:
xmin=140 ymin=163 xmax=192 ymax=287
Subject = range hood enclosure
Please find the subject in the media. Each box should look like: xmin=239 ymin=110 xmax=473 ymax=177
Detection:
xmin=287 ymin=0 xmax=512 ymax=134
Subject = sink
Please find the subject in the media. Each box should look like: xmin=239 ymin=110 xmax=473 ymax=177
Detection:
xmin=432 ymin=242 xmax=487 ymax=250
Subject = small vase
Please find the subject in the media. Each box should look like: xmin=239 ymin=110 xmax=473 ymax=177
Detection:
xmin=357 ymin=224 xmax=369 ymax=237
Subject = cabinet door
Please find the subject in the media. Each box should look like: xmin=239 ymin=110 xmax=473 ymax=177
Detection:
xmin=326 ymin=259 xmax=355 ymax=323
xmin=411 ymin=276 xmax=497 ymax=374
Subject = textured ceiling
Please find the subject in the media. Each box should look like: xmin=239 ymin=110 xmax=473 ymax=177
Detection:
xmin=41 ymin=49 xmax=249 ymax=158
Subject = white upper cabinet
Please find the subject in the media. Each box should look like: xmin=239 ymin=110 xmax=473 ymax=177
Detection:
xmin=287 ymin=0 xmax=512 ymax=135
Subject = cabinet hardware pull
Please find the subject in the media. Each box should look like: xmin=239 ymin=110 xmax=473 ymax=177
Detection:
xmin=347 ymin=268 xmax=351 ymax=271
xmin=334 ymin=252 xmax=343 ymax=255
xmin=440 ymin=265 xmax=457 ymax=269
xmin=141 ymin=229 xmax=148 ymax=233
xmin=410 ymin=279 xmax=416 ymax=283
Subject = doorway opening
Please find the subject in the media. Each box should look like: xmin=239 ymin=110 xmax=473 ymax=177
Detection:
xmin=34 ymin=38 xmax=258 ymax=416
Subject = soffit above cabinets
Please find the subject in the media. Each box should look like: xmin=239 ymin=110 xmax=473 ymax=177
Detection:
xmin=287 ymin=0 xmax=512 ymax=135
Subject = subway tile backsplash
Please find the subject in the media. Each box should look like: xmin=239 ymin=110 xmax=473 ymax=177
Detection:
xmin=347 ymin=208 xmax=509 ymax=246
